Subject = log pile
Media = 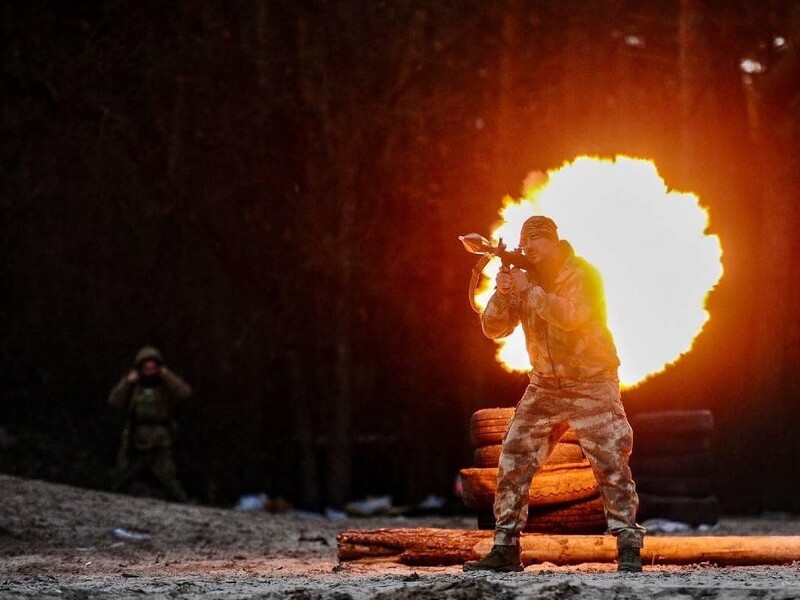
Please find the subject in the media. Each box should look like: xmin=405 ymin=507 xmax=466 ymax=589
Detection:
xmin=337 ymin=528 xmax=800 ymax=566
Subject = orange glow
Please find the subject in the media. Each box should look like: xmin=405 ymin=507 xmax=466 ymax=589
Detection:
xmin=475 ymin=155 xmax=723 ymax=389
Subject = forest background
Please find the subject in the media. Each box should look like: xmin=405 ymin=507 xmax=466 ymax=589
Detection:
xmin=2 ymin=0 xmax=799 ymax=515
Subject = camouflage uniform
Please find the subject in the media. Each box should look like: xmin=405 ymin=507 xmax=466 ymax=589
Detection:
xmin=108 ymin=346 xmax=191 ymax=501
xmin=482 ymin=240 xmax=644 ymax=550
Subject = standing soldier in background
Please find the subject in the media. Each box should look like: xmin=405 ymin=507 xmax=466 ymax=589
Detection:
xmin=463 ymin=216 xmax=645 ymax=573
xmin=108 ymin=345 xmax=191 ymax=502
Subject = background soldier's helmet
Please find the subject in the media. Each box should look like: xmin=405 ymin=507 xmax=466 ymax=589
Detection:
xmin=134 ymin=345 xmax=164 ymax=368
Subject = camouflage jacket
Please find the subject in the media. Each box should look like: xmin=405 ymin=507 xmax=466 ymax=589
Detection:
xmin=481 ymin=241 xmax=620 ymax=384
xmin=108 ymin=368 xmax=192 ymax=449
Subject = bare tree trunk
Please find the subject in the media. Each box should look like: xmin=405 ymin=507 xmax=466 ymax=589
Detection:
xmin=734 ymin=2 xmax=800 ymax=509
xmin=287 ymin=350 xmax=321 ymax=509
xmin=338 ymin=528 xmax=800 ymax=566
xmin=167 ymin=76 xmax=184 ymax=180
xmin=492 ymin=0 xmax=524 ymax=195
xmin=295 ymin=9 xmax=354 ymax=507
xmin=328 ymin=141 xmax=355 ymax=508
xmin=677 ymin=0 xmax=706 ymax=179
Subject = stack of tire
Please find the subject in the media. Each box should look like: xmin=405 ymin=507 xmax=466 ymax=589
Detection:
xmin=630 ymin=409 xmax=719 ymax=527
xmin=460 ymin=408 xmax=606 ymax=534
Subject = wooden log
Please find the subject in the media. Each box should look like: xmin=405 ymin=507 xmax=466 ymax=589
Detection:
xmin=337 ymin=528 xmax=800 ymax=566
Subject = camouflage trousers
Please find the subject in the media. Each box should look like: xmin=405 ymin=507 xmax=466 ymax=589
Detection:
xmin=493 ymin=376 xmax=644 ymax=549
xmin=112 ymin=444 xmax=188 ymax=502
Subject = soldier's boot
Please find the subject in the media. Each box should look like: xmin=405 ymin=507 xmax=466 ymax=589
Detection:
xmin=617 ymin=545 xmax=642 ymax=573
xmin=463 ymin=544 xmax=524 ymax=572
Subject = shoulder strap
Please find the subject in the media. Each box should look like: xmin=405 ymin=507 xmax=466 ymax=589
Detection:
xmin=468 ymin=255 xmax=491 ymax=313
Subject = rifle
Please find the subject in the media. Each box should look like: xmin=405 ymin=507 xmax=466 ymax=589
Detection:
xmin=459 ymin=233 xmax=534 ymax=271
xmin=459 ymin=233 xmax=535 ymax=313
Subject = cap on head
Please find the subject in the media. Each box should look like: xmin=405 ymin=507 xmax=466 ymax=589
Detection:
xmin=134 ymin=345 xmax=164 ymax=367
xmin=520 ymin=215 xmax=559 ymax=243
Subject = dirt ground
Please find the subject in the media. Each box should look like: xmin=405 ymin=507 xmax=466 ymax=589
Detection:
xmin=2 ymin=474 xmax=800 ymax=599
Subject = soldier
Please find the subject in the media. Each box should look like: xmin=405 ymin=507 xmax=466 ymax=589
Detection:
xmin=108 ymin=345 xmax=191 ymax=502
xmin=463 ymin=216 xmax=645 ymax=573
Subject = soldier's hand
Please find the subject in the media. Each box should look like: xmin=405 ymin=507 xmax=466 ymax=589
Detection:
xmin=510 ymin=268 xmax=530 ymax=293
xmin=127 ymin=369 xmax=139 ymax=383
xmin=496 ymin=267 xmax=512 ymax=295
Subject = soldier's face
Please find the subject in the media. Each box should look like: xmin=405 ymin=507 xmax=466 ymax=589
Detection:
xmin=522 ymin=235 xmax=558 ymax=265
xmin=140 ymin=360 xmax=160 ymax=377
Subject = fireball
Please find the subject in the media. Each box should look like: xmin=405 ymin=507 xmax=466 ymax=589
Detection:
xmin=474 ymin=155 xmax=723 ymax=389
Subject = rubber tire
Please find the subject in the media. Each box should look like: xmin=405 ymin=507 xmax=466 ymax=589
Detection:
xmin=470 ymin=408 xmax=580 ymax=447
xmin=477 ymin=495 xmax=607 ymax=534
xmin=459 ymin=466 xmax=599 ymax=510
xmin=637 ymin=494 xmax=720 ymax=526
xmin=635 ymin=475 xmax=714 ymax=497
xmin=630 ymin=452 xmax=713 ymax=476
xmin=634 ymin=431 xmax=712 ymax=456
xmin=631 ymin=409 xmax=714 ymax=436
xmin=474 ymin=442 xmax=585 ymax=469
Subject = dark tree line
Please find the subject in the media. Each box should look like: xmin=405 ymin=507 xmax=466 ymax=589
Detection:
xmin=1 ymin=0 xmax=799 ymax=512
